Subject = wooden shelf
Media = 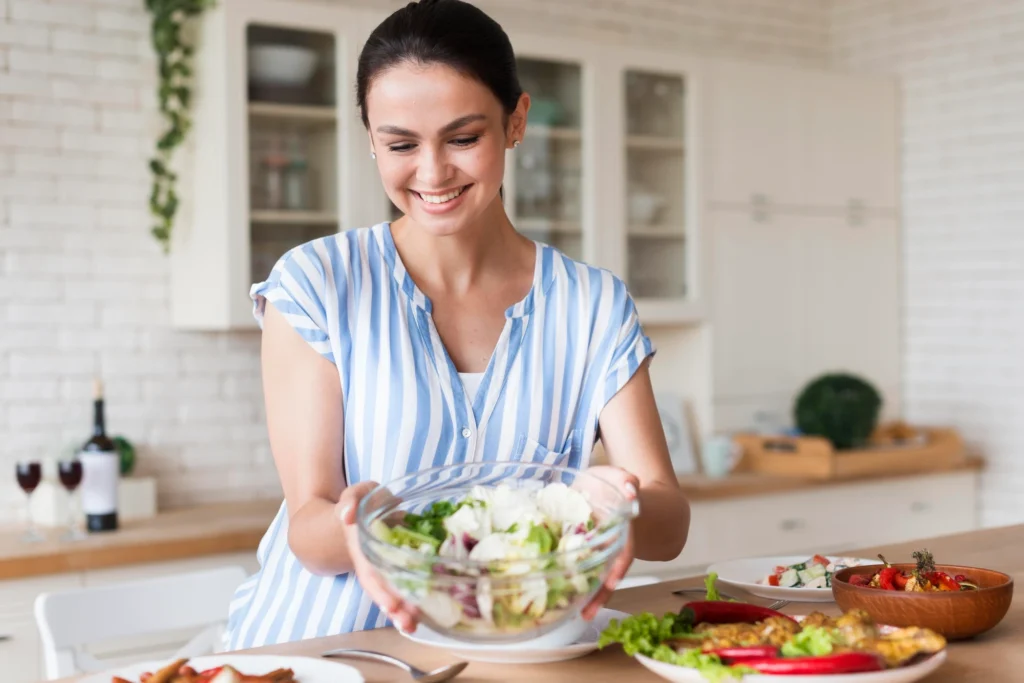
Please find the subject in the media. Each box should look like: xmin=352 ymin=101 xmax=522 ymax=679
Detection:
xmin=526 ymin=125 xmax=581 ymax=141
xmin=628 ymin=226 xmax=685 ymax=239
xmin=250 ymin=210 xmax=339 ymax=225
xmin=248 ymin=102 xmax=337 ymax=124
xmin=517 ymin=218 xmax=582 ymax=234
xmin=626 ymin=134 xmax=684 ymax=151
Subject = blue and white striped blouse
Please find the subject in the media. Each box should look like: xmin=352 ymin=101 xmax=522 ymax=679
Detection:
xmin=224 ymin=221 xmax=655 ymax=649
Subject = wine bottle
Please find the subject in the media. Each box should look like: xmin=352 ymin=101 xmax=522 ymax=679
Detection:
xmin=79 ymin=378 xmax=119 ymax=532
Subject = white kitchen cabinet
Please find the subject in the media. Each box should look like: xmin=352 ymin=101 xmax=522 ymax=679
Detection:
xmin=705 ymin=60 xmax=899 ymax=212
xmin=706 ymin=59 xmax=807 ymax=208
xmin=707 ymin=207 xmax=901 ymax=427
xmin=709 ymin=210 xmax=804 ymax=400
xmin=172 ymin=0 xmax=379 ymax=330
xmin=1 ymin=552 xmax=259 ymax=683
xmin=799 ymin=214 xmax=901 ymax=398
xmin=628 ymin=470 xmax=979 ymax=581
xmin=804 ymin=72 xmax=899 ymax=211
xmin=498 ymin=32 xmax=706 ymax=324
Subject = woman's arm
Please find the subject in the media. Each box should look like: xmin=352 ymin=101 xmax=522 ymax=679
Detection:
xmin=260 ymin=302 xmax=354 ymax=576
xmin=598 ymin=359 xmax=691 ymax=562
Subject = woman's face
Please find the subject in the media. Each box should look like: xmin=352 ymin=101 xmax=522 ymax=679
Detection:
xmin=365 ymin=61 xmax=527 ymax=237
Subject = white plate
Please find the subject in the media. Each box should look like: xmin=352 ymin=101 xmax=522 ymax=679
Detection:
xmin=398 ymin=608 xmax=629 ymax=663
xmin=636 ymin=649 xmax=946 ymax=683
xmin=708 ymin=555 xmax=877 ymax=603
xmin=78 ymin=654 xmax=365 ymax=683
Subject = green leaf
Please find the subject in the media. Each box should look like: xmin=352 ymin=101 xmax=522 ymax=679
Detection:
xmin=527 ymin=523 xmax=556 ymax=554
xmin=781 ymin=625 xmax=842 ymax=657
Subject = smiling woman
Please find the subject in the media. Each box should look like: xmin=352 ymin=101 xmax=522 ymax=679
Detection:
xmin=223 ymin=0 xmax=690 ymax=651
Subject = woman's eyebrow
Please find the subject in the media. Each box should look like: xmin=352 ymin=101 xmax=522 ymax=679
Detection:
xmin=376 ymin=114 xmax=487 ymax=138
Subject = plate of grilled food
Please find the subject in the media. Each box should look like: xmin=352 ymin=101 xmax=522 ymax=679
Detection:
xmin=81 ymin=654 xmax=365 ymax=683
xmin=598 ymin=575 xmax=947 ymax=682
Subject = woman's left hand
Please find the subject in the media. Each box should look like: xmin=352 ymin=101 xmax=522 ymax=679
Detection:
xmin=579 ymin=464 xmax=640 ymax=621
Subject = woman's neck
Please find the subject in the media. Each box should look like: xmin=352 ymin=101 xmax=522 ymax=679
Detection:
xmin=391 ymin=199 xmax=530 ymax=297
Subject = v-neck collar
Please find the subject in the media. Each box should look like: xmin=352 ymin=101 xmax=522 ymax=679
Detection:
xmin=373 ymin=221 xmax=553 ymax=442
xmin=374 ymin=221 xmax=553 ymax=319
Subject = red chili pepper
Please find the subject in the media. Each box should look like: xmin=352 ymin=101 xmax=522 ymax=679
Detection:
xmin=739 ymin=652 xmax=885 ymax=675
xmin=878 ymin=566 xmax=902 ymax=590
xmin=680 ymin=601 xmax=798 ymax=626
xmin=708 ymin=645 xmax=779 ymax=663
xmin=925 ymin=571 xmax=961 ymax=591
xmin=893 ymin=571 xmax=909 ymax=590
xmin=849 ymin=573 xmax=872 ymax=586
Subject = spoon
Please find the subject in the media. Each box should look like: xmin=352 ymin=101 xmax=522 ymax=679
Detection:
xmin=322 ymin=647 xmax=468 ymax=682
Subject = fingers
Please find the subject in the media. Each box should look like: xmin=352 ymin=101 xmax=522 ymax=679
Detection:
xmin=336 ymin=481 xmax=420 ymax=633
xmin=582 ymin=528 xmax=634 ymax=621
xmin=337 ymin=481 xmax=378 ymax=524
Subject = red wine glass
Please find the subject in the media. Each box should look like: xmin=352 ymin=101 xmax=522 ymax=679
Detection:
xmin=57 ymin=460 xmax=85 ymax=541
xmin=15 ymin=461 xmax=44 ymax=543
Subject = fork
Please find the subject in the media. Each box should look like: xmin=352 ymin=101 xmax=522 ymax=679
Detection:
xmin=671 ymin=587 xmax=790 ymax=611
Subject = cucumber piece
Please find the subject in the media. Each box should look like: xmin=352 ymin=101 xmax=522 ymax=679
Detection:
xmin=779 ymin=568 xmax=799 ymax=587
xmin=804 ymin=564 xmax=827 ymax=579
xmin=797 ymin=569 xmax=815 ymax=584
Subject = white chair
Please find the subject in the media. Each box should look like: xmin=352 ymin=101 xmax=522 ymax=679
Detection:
xmin=34 ymin=565 xmax=248 ymax=680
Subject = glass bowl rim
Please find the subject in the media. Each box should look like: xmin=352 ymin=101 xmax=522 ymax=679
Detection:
xmin=355 ymin=461 xmax=638 ymax=571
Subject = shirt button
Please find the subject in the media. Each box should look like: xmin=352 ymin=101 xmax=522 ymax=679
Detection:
xmin=461 ymin=427 xmax=471 ymax=438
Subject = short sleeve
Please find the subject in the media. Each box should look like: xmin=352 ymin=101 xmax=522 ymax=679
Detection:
xmin=602 ymin=286 xmax=656 ymax=402
xmin=250 ymin=242 xmax=337 ymax=364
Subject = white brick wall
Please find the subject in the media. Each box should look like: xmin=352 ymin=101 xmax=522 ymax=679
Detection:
xmin=828 ymin=0 xmax=1024 ymax=528
xmin=0 ymin=0 xmax=827 ymax=520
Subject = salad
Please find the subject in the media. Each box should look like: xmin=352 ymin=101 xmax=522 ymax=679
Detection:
xmin=368 ymin=482 xmax=611 ymax=635
xmin=761 ymin=555 xmax=866 ymax=589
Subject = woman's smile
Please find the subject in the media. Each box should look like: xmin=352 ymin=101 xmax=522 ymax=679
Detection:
xmin=412 ymin=184 xmax=474 ymax=213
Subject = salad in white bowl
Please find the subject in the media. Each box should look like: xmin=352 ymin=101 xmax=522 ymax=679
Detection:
xmin=358 ymin=463 xmax=632 ymax=644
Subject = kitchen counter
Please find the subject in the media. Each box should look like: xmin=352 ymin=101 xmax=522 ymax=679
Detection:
xmin=58 ymin=521 xmax=1021 ymax=683
xmin=0 ymin=499 xmax=279 ymax=580
xmin=0 ymin=456 xmax=983 ymax=581
xmin=676 ymin=454 xmax=982 ymax=501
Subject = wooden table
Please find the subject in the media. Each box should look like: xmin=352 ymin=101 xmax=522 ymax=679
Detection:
xmin=59 ymin=523 xmax=1020 ymax=683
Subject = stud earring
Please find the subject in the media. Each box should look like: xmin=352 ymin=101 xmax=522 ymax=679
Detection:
xmin=512 ymin=140 xmax=520 ymax=148
xmin=371 ymin=151 xmax=377 ymax=160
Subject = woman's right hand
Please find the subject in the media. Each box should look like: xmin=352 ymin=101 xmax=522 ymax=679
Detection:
xmin=336 ymin=481 xmax=420 ymax=633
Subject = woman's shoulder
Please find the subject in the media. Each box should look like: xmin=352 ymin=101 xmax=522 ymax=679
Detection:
xmin=535 ymin=241 xmax=634 ymax=310
xmin=266 ymin=223 xmax=391 ymax=284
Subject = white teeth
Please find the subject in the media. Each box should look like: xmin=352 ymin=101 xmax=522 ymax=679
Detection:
xmin=418 ymin=187 xmax=464 ymax=204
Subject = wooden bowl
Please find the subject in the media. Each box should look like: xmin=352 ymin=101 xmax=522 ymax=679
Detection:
xmin=832 ymin=563 xmax=1014 ymax=640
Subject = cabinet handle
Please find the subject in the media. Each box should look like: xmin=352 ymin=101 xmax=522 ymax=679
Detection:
xmin=847 ymin=198 xmax=865 ymax=227
xmin=0 ymin=635 xmax=10 ymax=642
xmin=910 ymin=501 xmax=930 ymax=513
xmin=751 ymin=194 xmax=770 ymax=223
xmin=779 ymin=518 xmax=805 ymax=531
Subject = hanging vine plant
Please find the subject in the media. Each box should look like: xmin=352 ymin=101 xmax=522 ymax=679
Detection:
xmin=144 ymin=0 xmax=214 ymax=253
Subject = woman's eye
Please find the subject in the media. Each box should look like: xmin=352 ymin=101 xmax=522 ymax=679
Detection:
xmin=451 ymin=136 xmax=479 ymax=147
xmin=387 ymin=143 xmax=415 ymax=153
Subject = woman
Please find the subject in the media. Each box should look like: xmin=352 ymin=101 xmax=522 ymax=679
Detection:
xmin=224 ymin=0 xmax=690 ymax=650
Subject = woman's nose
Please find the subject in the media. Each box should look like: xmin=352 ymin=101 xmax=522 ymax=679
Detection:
xmin=417 ymin=146 xmax=451 ymax=188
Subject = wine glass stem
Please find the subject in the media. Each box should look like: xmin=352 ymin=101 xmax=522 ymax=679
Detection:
xmin=25 ymin=493 xmax=39 ymax=540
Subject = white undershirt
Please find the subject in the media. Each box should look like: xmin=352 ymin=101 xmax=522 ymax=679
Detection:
xmin=459 ymin=372 xmax=485 ymax=402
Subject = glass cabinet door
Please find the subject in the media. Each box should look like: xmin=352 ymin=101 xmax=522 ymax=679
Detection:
xmin=623 ymin=70 xmax=687 ymax=299
xmin=246 ymin=24 xmax=340 ymax=282
xmin=511 ymin=58 xmax=583 ymax=261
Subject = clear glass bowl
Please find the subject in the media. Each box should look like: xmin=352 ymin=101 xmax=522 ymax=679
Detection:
xmin=357 ymin=461 xmax=636 ymax=644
